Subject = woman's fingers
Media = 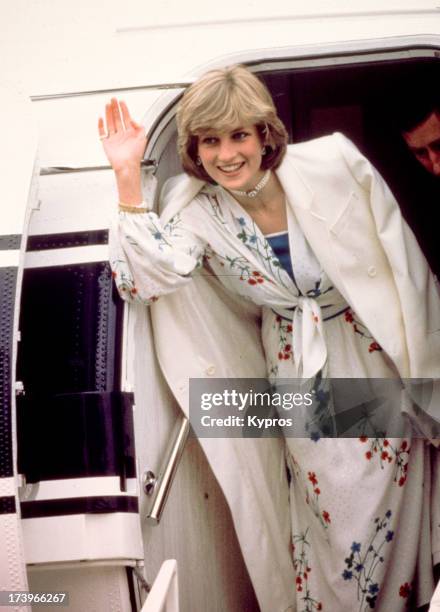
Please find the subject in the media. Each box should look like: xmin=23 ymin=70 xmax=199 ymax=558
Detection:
xmin=105 ymin=102 xmax=115 ymax=135
xmin=111 ymin=98 xmax=123 ymax=132
xmin=97 ymin=117 xmax=107 ymax=140
xmin=120 ymin=101 xmax=146 ymax=137
xmin=99 ymin=99 xmax=144 ymax=151
xmin=120 ymin=100 xmax=132 ymax=130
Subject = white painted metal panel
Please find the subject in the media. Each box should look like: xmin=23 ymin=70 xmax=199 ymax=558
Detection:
xmin=28 ymin=565 xmax=134 ymax=612
xmin=30 ymin=170 xmax=116 ymax=236
xmin=22 ymin=514 xmax=143 ymax=564
xmin=1 ymin=1 xmax=440 ymax=97
xmin=20 ymin=477 xmax=138 ymax=501
xmin=0 ymin=82 xmax=37 ymax=606
xmin=1 ymin=84 xmax=38 ymax=235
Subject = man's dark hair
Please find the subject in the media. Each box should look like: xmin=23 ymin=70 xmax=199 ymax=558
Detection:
xmin=391 ymin=63 xmax=439 ymax=133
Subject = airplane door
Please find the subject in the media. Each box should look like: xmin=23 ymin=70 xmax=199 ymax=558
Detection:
xmin=0 ymin=82 xmax=37 ymax=602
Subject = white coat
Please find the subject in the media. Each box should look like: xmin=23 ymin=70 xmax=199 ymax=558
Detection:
xmin=148 ymin=133 xmax=440 ymax=612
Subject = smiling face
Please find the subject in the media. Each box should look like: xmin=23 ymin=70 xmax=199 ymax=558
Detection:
xmin=402 ymin=110 xmax=440 ymax=177
xmin=196 ymin=124 xmax=265 ymax=191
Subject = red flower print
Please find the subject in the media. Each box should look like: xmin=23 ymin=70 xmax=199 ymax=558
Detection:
xmin=257 ymin=277 xmax=264 ymax=283
xmin=283 ymin=353 xmax=290 ymax=360
xmin=287 ymin=324 xmax=293 ymax=332
xmin=359 ymin=436 xmax=368 ymax=442
xmin=381 ymin=451 xmax=389 ymax=460
xmin=150 ymin=296 xmax=159 ymax=302
xmin=308 ymin=472 xmax=318 ymax=486
xmin=368 ymin=341 xmax=382 ymax=353
xmin=365 ymin=451 xmax=372 ymax=460
xmin=111 ymin=271 xmax=117 ymax=278
xmin=285 ymin=344 xmax=291 ymax=351
xmin=313 ymin=314 xmax=319 ymax=323
xmin=276 ymin=315 xmax=282 ymax=323
xmin=401 ymin=441 xmax=408 ymax=451
xmin=322 ymin=510 xmax=331 ymax=524
xmin=252 ymin=271 xmax=260 ymax=276
xmin=248 ymin=278 xmax=257 ymax=285
xmin=399 ymin=582 xmax=411 ymax=598
xmin=278 ymin=352 xmax=283 ymax=360
xmin=317 ymin=604 xmax=322 ymax=611
xmin=314 ymin=488 xmax=321 ymax=495
xmin=130 ymin=287 xmax=138 ymax=295
xmin=296 ymin=576 xmax=302 ymax=585
xmin=383 ymin=439 xmax=389 ymax=447
xmin=398 ymin=476 xmax=406 ymax=487
xmin=345 ymin=310 xmax=354 ymax=323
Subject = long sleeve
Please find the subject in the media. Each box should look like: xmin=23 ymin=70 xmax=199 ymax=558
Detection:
xmin=108 ymin=174 xmax=206 ymax=305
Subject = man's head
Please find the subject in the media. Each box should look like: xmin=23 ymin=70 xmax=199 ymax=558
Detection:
xmin=402 ymin=109 xmax=440 ymax=177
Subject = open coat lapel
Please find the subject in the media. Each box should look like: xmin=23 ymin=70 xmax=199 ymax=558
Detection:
xmin=275 ymin=150 xmax=353 ymax=309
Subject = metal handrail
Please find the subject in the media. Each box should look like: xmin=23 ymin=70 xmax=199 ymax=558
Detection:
xmin=40 ymin=159 xmax=156 ymax=176
xmin=144 ymin=416 xmax=189 ymax=525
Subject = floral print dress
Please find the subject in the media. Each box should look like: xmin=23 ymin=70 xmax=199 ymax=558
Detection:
xmin=110 ymin=182 xmax=439 ymax=611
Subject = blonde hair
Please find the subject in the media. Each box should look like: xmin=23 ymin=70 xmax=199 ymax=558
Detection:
xmin=176 ymin=65 xmax=288 ymax=181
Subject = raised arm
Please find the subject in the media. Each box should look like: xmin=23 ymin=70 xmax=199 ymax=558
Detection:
xmin=99 ymin=99 xmax=206 ymax=304
xmin=98 ymin=98 xmax=146 ymax=206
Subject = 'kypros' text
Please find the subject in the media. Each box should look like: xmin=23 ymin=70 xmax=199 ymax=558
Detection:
xmin=200 ymin=390 xmax=313 ymax=411
xmin=201 ymin=415 xmax=294 ymax=429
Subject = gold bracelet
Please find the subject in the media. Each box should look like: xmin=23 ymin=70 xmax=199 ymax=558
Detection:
xmin=118 ymin=202 xmax=150 ymax=214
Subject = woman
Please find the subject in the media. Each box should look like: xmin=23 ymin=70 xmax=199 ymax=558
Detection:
xmin=99 ymin=65 xmax=440 ymax=611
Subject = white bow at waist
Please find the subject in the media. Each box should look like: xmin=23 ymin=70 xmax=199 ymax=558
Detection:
xmin=272 ymin=294 xmax=349 ymax=379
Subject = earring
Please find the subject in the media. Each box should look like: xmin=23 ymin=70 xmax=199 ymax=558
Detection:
xmin=261 ymin=146 xmax=267 ymax=155
xmin=196 ymin=156 xmax=202 ymax=166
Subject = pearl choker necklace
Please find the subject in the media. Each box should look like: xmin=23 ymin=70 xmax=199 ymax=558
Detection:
xmin=229 ymin=170 xmax=271 ymax=198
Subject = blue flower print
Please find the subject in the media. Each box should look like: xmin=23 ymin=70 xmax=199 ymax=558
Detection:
xmin=351 ymin=542 xmax=361 ymax=553
xmin=342 ymin=510 xmax=394 ymax=611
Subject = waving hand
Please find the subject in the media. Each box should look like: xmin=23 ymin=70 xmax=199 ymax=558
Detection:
xmin=98 ymin=98 xmax=147 ymax=173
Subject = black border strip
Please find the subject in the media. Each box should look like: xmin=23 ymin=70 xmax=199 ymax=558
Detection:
xmin=0 ymin=495 xmax=16 ymax=514
xmin=27 ymin=230 xmax=109 ymax=252
xmin=20 ymin=495 xmax=138 ymax=519
xmin=0 ymin=235 xmax=21 ymax=250
xmin=0 ymin=267 xmax=17 ymax=478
